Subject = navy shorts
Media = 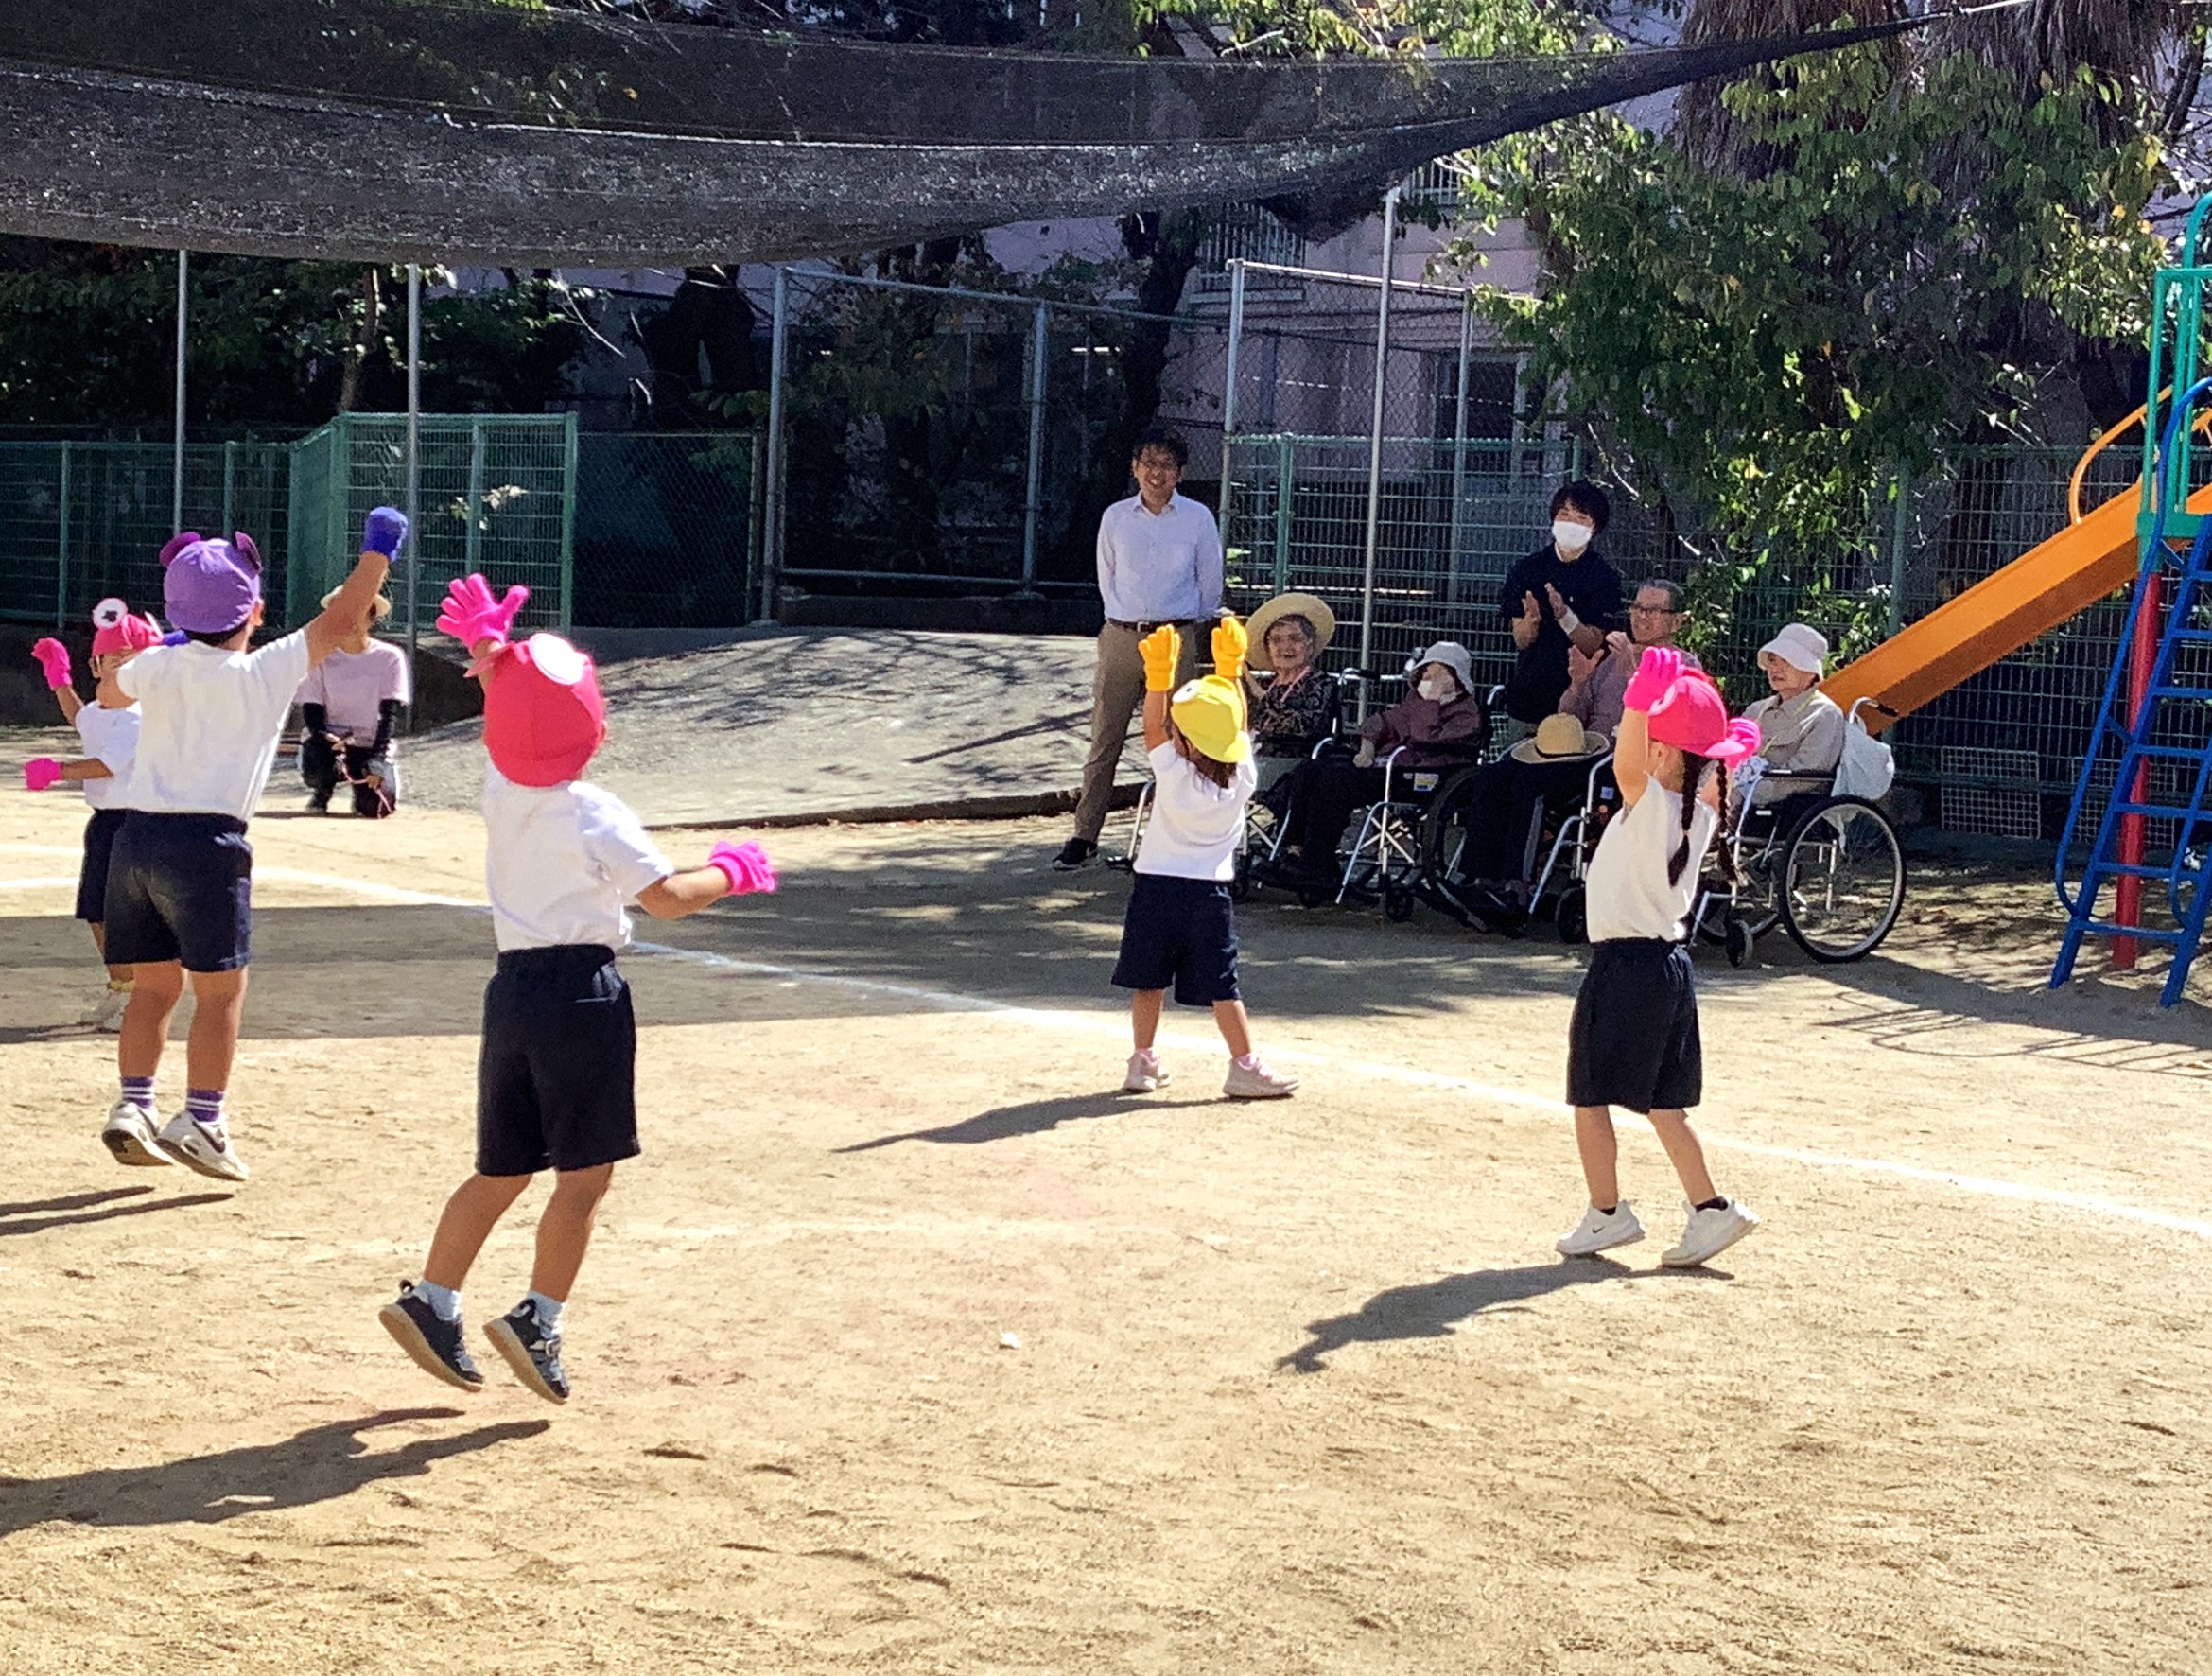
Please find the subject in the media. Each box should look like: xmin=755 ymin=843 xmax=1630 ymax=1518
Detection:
xmin=76 ymin=808 xmax=131 ymax=925
xmin=477 ymin=944 xmax=640 ymax=1177
xmin=101 ymin=812 xmax=254 ymax=972
xmin=1566 ymin=938 xmax=1702 ymax=1113
xmin=1111 ymin=872 xmax=1241 ymax=1007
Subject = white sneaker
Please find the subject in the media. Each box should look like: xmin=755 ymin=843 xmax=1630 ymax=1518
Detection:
xmin=1556 ymin=1201 xmax=1646 ymax=1257
xmin=158 ymin=1112 xmax=250 ymax=1184
xmin=100 ymin=1100 xmax=174 ymax=1169
xmin=1123 ymin=1049 xmax=1170 ymax=1092
xmin=86 ymin=986 xmax=131 ymax=1034
xmin=1223 ymin=1056 xmax=1298 ymax=1099
xmin=1661 ymin=1198 xmax=1760 ymax=1267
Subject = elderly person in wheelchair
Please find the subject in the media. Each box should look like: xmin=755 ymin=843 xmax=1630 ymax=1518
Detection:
xmin=1242 ymin=592 xmax=1339 ymax=800
xmin=1270 ymin=640 xmax=1487 ymax=889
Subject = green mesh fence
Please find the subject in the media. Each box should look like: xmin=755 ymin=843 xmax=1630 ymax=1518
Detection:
xmin=571 ymin=431 xmax=760 ymax=629
xmin=0 ymin=439 xmax=289 ymax=630
xmin=286 ymin=414 xmax=577 ymax=635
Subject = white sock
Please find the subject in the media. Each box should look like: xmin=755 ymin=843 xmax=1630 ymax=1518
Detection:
xmin=414 ymin=1280 xmax=461 ymax=1321
xmin=523 ymin=1290 xmax=566 ymax=1332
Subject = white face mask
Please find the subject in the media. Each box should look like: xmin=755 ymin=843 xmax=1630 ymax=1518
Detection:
xmin=1552 ymin=518 xmax=1594 ymax=554
xmin=1418 ymin=673 xmax=1456 ymax=703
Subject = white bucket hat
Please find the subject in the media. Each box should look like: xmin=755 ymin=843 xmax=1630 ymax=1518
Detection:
xmin=1407 ymin=640 xmax=1476 ymax=698
xmin=1757 ymin=623 xmax=1828 ymax=677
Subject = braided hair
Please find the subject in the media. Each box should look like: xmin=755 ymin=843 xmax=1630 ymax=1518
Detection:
xmin=1666 ymin=752 xmax=1713 ymax=886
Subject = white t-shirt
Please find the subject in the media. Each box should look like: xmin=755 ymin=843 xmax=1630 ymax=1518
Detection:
xmin=481 ymin=764 xmax=674 ymax=952
xmin=296 ymin=640 xmax=410 ymax=744
xmin=1134 ymin=741 xmax=1257 ymax=883
xmin=1584 ymin=778 xmax=1718 ymax=943
xmin=115 ymin=632 xmax=312 ymax=819
xmin=73 ymin=704 xmax=140 ymax=812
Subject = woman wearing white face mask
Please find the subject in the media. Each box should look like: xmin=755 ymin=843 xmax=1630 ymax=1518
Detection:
xmin=1499 ymin=480 xmax=1624 ymax=725
xmin=1271 ymin=640 xmax=1487 ymax=886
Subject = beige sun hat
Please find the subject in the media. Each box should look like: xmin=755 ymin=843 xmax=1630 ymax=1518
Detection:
xmin=1509 ymin=712 xmax=1611 ymax=765
xmin=1757 ymin=622 xmax=1828 ymax=677
xmin=322 ymin=585 xmax=394 ymax=622
xmin=1245 ymin=591 xmax=1336 ymax=655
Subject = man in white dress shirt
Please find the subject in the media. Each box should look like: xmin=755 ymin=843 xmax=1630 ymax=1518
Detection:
xmin=1054 ymin=427 xmax=1223 ymax=870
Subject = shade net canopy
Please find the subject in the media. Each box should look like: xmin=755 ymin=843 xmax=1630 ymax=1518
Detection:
xmin=0 ymin=0 xmax=1919 ymax=267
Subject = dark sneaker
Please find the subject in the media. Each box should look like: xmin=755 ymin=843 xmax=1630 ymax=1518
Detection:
xmin=1052 ymin=837 xmax=1099 ymax=872
xmin=378 ymin=1283 xmax=484 ymax=1392
xmin=485 ymin=1303 xmax=570 ymax=1405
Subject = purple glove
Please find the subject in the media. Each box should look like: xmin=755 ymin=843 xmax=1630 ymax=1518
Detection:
xmin=436 ymin=573 xmax=530 ymax=650
xmin=24 ymin=758 xmax=62 ymax=793
xmin=1622 ymin=644 xmax=1684 ymax=714
xmin=706 ymin=840 xmax=778 ymax=897
xmin=30 ymin=638 xmax=70 ymax=690
xmin=362 ymin=507 xmax=409 ymax=558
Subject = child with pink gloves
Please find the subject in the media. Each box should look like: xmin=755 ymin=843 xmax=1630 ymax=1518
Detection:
xmin=379 ymin=574 xmax=776 ymax=1406
xmin=1554 ymin=645 xmax=1763 ymax=1270
xmin=24 ymin=600 xmax=163 ymax=1033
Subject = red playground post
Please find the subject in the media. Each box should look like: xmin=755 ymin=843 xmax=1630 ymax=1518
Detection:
xmin=2113 ymin=570 xmax=2165 ymax=970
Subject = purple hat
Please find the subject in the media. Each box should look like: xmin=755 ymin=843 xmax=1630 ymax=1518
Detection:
xmin=160 ymin=531 xmax=265 ymax=636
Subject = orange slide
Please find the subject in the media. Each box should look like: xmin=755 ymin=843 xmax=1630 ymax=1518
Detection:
xmin=1825 ymin=476 xmax=2212 ymax=738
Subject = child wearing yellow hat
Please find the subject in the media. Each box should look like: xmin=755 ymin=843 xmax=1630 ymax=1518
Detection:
xmin=1112 ymin=616 xmax=1298 ymax=1100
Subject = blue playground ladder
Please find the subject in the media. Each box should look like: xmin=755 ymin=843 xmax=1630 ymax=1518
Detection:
xmin=2051 ymin=378 xmax=2212 ymax=1005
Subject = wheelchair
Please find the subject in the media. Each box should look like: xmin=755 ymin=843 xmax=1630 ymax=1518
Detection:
xmin=1416 ymin=744 xmax=1617 ymax=937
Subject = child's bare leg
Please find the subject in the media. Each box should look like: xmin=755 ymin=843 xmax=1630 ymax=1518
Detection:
xmin=183 ymin=968 xmax=249 ymax=1091
xmin=1574 ymin=1105 xmax=1621 ymax=1208
xmin=529 ymin=1164 xmax=615 ymax=1303
xmin=423 ymin=1172 xmax=534 ymax=1291
xmin=1646 ymin=1108 xmax=1718 ymax=1204
xmin=1211 ymin=998 xmax=1254 ymax=1059
xmin=119 ymin=960 xmax=183 ymax=1078
xmin=1130 ymin=989 xmax=1164 ymax=1051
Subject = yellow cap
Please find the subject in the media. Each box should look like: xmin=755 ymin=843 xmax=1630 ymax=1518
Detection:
xmin=1170 ymin=675 xmax=1251 ymax=764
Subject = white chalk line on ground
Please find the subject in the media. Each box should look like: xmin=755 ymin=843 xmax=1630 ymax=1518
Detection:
xmin=6 ymin=852 xmax=2210 ymax=1242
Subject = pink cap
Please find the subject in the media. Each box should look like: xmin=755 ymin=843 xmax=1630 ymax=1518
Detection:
xmin=90 ymin=597 xmax=165 ymax=658
xmin=1646 ymin=672 xmax=1760 ymax=763
xmin=483 ymin=633 xmax=605 ymax=787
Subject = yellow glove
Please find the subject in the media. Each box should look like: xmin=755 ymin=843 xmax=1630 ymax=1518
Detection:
xmin=1211 ymin=613 xmax=1248 ymax=686
xmin=1139 ymin=623 xmax=1181 ymax=693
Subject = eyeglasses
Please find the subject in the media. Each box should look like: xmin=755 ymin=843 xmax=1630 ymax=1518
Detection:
xmin=1629 ymin=602 xmax=1683 ymax=617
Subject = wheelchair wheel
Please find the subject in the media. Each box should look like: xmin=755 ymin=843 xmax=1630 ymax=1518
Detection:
xmin=1385 ymin=884 xmax=1416 ymax=923
xmin=1418 ymin=767 xmax=1489 ymax=891
xmin=1555 ymin=885 xmax=1587 ymax=945
xmin=1778 ymin=795 xmax=1904 ymax=963
xmin=1725 ymin=917 xmax=1755 ymax=969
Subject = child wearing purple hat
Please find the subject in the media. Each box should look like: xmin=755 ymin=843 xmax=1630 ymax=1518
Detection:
xmin=91 ymin=510 xmax=408 ymax=1179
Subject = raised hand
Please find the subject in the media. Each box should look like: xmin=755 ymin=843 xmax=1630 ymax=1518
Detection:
xmin=362 ymin=506 xmax=410 ymax=558
xmin=1544 ymin=583 xmax=1569 ymax=618
xmin=30 ymin=638 xmax=71 ymax=690
xmin=1139 ymin=623 xmax=1182 ymax=693
xmin=1604 ymin=629 xmax=1634 ymax=660
xmin=1622 ymin=643 xmax=1684 ymax=714
xmin=24 ymin=758 xmax=62 ymax=793
xmin=1519 ymin=591 xmax=1541 ymax=624
xmin=1210 ymin=614 xmax=1248 ymax=685
xmin=1566 ymin=641 xmax=1598 ymax=686
xmin=435 ymin=573 xmax=530 ymax=652
xmin=706 ymin=840 xmax=778 ymax=898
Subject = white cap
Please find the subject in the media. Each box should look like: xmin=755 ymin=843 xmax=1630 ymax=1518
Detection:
xmin=1407 ymin=640 xmax=1476 ymax=697
xmin=1757 ymin=623 xmax=1828 ymax=677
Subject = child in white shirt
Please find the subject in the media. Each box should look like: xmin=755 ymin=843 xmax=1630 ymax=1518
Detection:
xmin=378 ymin=574 xmax=777 ymax=1406
xmin=1555 ymin=646 xmax=1764 ymax=1270
xmin=24 ymin=599 xmax=160 ymax=1033
xmin=1113 ymin=616 xmax=1297 ymax=1100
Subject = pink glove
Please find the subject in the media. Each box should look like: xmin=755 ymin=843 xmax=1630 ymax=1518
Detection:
xmin=435 ymin=573 xmax=530 ymax=651
xmin=706 ymin=840 xmax=778 ymax=897
xmin=1622 ymin=644 xmax=1684 ymax=714
xmin=24 ymin=758 xmax=63 ymax=793
xmin=1722 ymin=718 xmax=1762 ymax=759
xmin=31 ymin=638 xmax=71 ymax=690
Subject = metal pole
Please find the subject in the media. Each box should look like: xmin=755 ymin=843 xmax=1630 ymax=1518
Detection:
xmin=171 ymin=251 xmax=188 ymax=534
xmin=1019 ymin=301 xmax=1048 ymax=594
xmin=1220 ymin=260 xmax=1247 ymax=550
xmin=1356 ymin=185 xmax=1400 ymax=706
xmin=2115 ymin=569 xmax=2164 ymax=971
xmin=405 ymin=264 xmax=423 ymax=694
xmin=55 ymin=441 xmax=72 ymax=631
xmin=1446 ymin=294 xmax=1473 ymax=604
xmin=1273 ymin=434 xmax=1293 ymax=597
xmin=558 ymin=415 xmax=578 ymax=635
xmin=220 ymin=439 xmax=237 ymax=538
xmin=761 ymin=267 xmax=790 ymax=622
xmin=464 ymin=417 xmax=486 ymax=581
xmin=1884 ymin=465 xmax=1912 ymax=638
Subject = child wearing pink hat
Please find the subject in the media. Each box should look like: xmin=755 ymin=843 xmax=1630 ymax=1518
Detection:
xmin=89 ymin=513 xmax=403 ymax=1179
xmin=23 ymin=600 xmax=163 ymax=1036
xmin=379 ymin=574 xmax=777 ymax=1406
xmin=1555 ymin=645 xmax=1763 ymax=1269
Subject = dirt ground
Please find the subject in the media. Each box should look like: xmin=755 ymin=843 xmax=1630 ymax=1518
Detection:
xmin=0 ymin=789 xmax=2207 ymax=1675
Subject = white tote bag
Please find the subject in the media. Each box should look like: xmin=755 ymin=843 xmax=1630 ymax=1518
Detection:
xmin=1832 ymin=710 xmax=1895 ymax=802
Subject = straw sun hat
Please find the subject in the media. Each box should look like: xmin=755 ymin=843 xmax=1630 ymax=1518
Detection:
xmin=1508 ymin=712 xmax=1611 ymax=765
xmin=1245 ymin=592 xmax=1336 ymax=655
